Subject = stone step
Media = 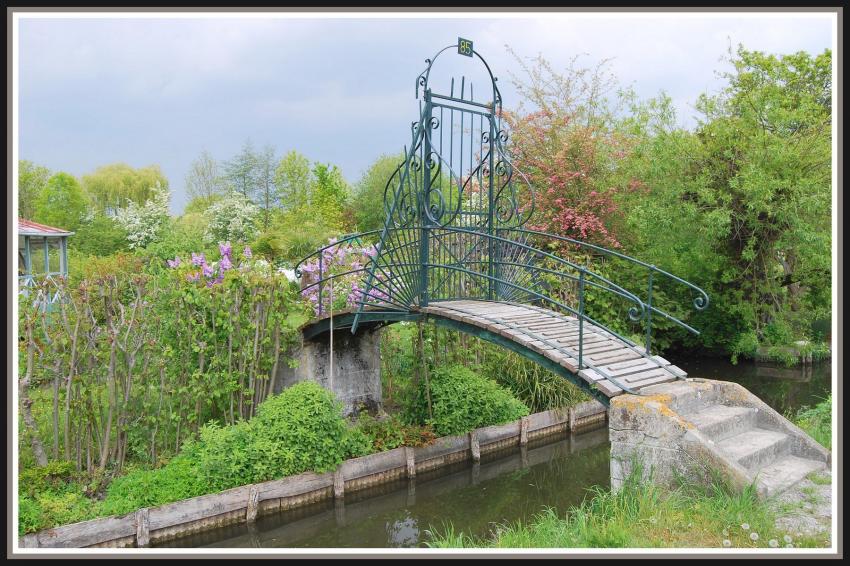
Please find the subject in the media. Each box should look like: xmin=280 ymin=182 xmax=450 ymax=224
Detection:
xmin=755 ymin=455 xmax=826 ymax=497
xmin=716 ymin=428 xmax=791 ymax=472
xmin=639 ymin=380 xmax=719 ymax=414
xmin=684 ymin=404 xmax=758 ymax=442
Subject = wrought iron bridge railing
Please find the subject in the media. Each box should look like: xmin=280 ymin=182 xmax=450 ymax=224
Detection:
xmin=294 ymin=41 xmax=709 ymax=393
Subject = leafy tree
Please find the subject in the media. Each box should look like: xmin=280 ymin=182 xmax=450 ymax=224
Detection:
xmin=223 ymin=140 xmax=258 ymax=198
xmin=311 ymin=163 xmax=351 ymax=232
xmin=18 ymin=160 xmax=51 ymax=220
xmin=185 ymin=150 xmax=227 ymax=202
xmin=503 ymin=51 xmax=635 ymax=248
xmin=81 ymin=163 xmax=169 ymax=215
xmin=32 ymin=173 xmax=88 ymax=232
xmin=255 ymin=144 xmax=278 ymax=229
xmin=114 ymin=183 xmax=172 ymax=249
xmin=141 ymin=212 xmax=207 ymax=265
xmin=70 ymin=214 xmax=130 ymax=256
xmin=204 ymin=190 xmax=260 ymax=244
xmin=614 ymin=47 xmax=832 ymax=356
xmin=274 ymin=150 xmax=312 ymax=211
xmin=352 ymin=154 xmax=404 ymax=233
xmin=183 ymin=194 xmax=223 ymax=215
xmin=692 ymin=47 xmax=831 ymax=350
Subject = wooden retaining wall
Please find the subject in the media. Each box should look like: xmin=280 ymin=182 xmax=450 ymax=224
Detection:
xmin=19 ymin=400 xmax=607 ymax=549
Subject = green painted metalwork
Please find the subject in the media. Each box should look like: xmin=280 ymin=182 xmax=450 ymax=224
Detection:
xmin=293 ymin=43 xmax=710 ymax=399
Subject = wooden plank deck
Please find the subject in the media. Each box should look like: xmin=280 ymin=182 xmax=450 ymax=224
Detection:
xmin=419 ymin=300 xmax=688 ymax=398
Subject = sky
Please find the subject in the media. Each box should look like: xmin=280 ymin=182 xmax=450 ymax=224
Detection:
xmin=16 ymin=11 xmax=835 ymax=214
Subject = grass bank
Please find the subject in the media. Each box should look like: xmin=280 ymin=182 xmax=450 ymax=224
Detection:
xmin=426 ymin=468 xmax=828 ymax=549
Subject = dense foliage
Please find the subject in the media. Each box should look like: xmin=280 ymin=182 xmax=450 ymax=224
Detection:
xmin=794 ymin=394 xmax=831 ymax=450
xmin=505 ymin=46 xmax=832 ymax=358
xmin=19 ymin=382 xmax=364 ymax=532
xmin=81 ymin=163 xmax=169 ymax=216
xmin=406 ymin=364 xmax=530 ymax=436
xmin=18 ymin=250 xmax=306 ymax=475
xmin=114 ymin=182 xmax=171 ymax=249
xmin=32 ymin=173 xmax=88 ymax=232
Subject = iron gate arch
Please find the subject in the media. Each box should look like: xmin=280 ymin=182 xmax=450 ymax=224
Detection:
xmin=350 ymin=43 xmax=543 ymax=332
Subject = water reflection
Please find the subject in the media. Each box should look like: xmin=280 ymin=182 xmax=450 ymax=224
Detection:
xmin=159 ymin=426 xmax=610 ymax=548
xmin=676 ymin=358 xmax=831 ymax=415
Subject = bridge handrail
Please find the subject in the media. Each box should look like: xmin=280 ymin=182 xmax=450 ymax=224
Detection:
xmin=500 ymin=228 xmax=710 ymax=310
xmin=298 ymin=226 xmax=649 ymax=325
xmin=433 ymin=226 xmax=647 ymax=323
xmin=293 ymin=229 xmax=383 ymax=278
xmin=498 ymin=227 xmax=710 ymax=354
xmin=297 ymin=225 xmax=708 ymax=361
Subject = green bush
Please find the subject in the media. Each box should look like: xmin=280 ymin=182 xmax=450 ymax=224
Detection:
xmin=247 ymin=381 xmax=353 ymax=478
xmin=19 ymin=494 xmax=42 ymax=535
xmin=18 ymin=461 xmax=93 ymax=535
xmin=408 ymin=365 xmax=530 ymax=436
xmin=19 ymin=461 xmax=78 ymax=496
xmin=481 ymin=350 xmax=589 ymax=412
xmin=352 ymin=413 xmax=437 ymax=452
xmin=99 ymin=381 xmax=355 ymax=515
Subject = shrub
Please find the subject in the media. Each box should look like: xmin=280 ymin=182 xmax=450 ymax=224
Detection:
xmin=99 ymin=452 xmax=206 ymax=517
xmin=18 ymin=461 xmax=78 ymax=497
xmin=247 ymin=381 xmax=352 ymax=479
xmin=481 ymin=350 xmax=589 ymax=412
xmin=203 ymin=190 xmax=260 ymax=244
xmin=98 ymin=382 xmax=355 ymax=515
xmin=794 ymin=395 xmax=831 ymax=450
xmin=408 ymin=365 xmax=530 ymax=436
xmin=352 ymin=413 xmax=437 ymax=453
xmin=18 ymin=494 xmax=42 ymax=535
xmin=18 ymin=464 xmax=94 ymax=535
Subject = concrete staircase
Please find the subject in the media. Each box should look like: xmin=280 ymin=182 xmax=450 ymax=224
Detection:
xmin=609 ymin=379 xmax=830 ymax=498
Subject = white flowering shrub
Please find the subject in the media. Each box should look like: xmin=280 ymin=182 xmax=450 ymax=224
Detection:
xmin=204 ymin=191 xmax=260 ymax=244
xmin=114 ymin=182 xmax=171 ymax=249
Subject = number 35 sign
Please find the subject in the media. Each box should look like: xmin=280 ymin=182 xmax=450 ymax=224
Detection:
xmin=458 ymin=37 xmax=473 ymax=57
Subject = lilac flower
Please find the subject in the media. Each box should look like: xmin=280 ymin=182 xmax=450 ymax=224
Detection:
xmin=202 ymin=263 xmax=214 ymax=278
xmin=186 ymin=272 xmax=200 ymax=282
xmin=219 ymin=242 xmax=232 ymax=258
xmin=191 ymin=252 xmax=206 ymax=267
xmin=220 ymin=254 xmax=232 ymax=271
xmin=243 ymin=246 xmax=253 ymax=259
xmin=167 ymin=256 xmax=182 ymax=269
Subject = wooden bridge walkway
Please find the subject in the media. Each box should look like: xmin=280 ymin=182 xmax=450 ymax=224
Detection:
xmin=419 ymin=300 xmax=687 ymax=398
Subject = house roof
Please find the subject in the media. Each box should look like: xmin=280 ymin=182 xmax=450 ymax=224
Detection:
xmin=18 ymin=219 xmax=74 ymax=237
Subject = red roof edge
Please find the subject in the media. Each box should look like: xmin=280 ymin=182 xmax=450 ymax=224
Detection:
xmin=18 ymin=218 xmax=73 ymax=235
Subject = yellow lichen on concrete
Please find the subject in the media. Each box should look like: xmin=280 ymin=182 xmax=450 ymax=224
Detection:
xmin=613 ymin=393 xmax=696 ymax=429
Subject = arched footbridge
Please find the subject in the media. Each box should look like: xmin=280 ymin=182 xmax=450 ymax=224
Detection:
xmin=294 ymin=43 xmax=709 ymax=407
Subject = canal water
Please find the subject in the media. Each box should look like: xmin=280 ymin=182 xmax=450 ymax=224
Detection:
xmin=157 ymin=359 xmax=831 ymax=548
xmin=677 ymin=358 xmax=832 ymax=417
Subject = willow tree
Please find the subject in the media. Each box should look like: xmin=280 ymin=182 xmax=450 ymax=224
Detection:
xmin=82 ymin=163 xmax=169 ymax=215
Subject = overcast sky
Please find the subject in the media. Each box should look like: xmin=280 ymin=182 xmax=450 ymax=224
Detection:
xmin=16 ymin=12 xmax=835 ymax=214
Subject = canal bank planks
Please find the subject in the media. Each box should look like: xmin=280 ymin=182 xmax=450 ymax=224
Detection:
xmin=19 ymin=402 xmax=606 ymax=549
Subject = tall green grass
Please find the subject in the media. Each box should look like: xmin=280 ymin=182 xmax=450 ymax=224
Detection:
xmin=426 ymin=464 xmax=828 ymax=549
xmin=793 ymin=394 xmax=831 ymax=450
